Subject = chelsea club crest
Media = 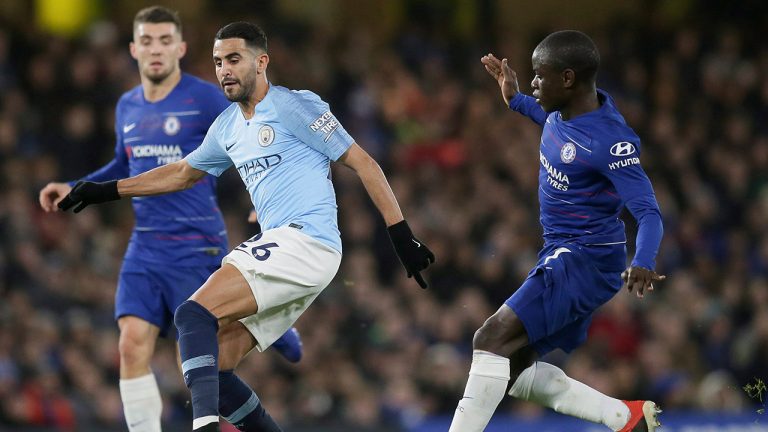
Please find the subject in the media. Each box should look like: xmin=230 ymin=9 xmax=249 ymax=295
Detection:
xmin=561 ymin=142 xmax=576 ymax=163
xmin=163 ymin=116 xmax=180 ymax=135
xmin=258 ymin=125 xmax=275 ymax=147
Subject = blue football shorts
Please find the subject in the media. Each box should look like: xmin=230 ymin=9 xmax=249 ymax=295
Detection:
xmin=115 ymin=259 xmax=219 ymax=337
xmin=505 ymin=242 xmax=625 ymax=356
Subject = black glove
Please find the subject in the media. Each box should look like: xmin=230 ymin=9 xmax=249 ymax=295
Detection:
xmin=387 ymin=220 xmax=435 ymax=289
xmin=58 ymin=180 xmax=120 ymax=213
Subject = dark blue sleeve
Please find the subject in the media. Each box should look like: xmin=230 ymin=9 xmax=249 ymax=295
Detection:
xmin=70 ymin=102 xmax=130 ymax=185
xmin=625 ymin=196 xmax=663 ymax=270
xmin=508 ymin=93 xmax=547 ymax=126
xmin=76 ymin=157 xmax=129 ymax=184
xmin=594 ymin=140 xmax=663 ymax=270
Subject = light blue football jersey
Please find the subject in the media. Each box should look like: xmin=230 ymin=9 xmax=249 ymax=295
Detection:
xmin=185 ymin=83 xmax=354 ymax=252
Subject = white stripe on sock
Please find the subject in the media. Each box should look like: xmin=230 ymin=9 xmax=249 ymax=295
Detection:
xmin=192 ymin=415 xmax=219 ymax=430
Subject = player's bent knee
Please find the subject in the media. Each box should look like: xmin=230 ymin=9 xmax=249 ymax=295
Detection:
xmin=117 ymin=319 xmax=156 ymax=367
xmin=174 ymin=300 xmax=217 ymax=331
xmin=472 ymin=320 xmax=506 ymax=353
xmin=473 ymin=312 xmax=528 ymax=357
xmin=118 ymin=333 xmax=148 ymax=357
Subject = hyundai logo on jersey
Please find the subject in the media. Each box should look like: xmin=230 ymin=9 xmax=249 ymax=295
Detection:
xmin=609 ymin=141 xmax=636 ymax=156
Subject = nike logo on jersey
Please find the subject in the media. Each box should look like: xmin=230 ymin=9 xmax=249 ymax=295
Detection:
xmin=412 ymin=239 xmax=422 ymax=248
xmin=123 ymin=122 xmax=137 ymax=133
xmin=225 ymin=142 xmax=236 ymax=151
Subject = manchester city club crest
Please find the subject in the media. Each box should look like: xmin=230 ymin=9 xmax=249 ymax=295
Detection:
xmin=561 ymin=142 xmax=576 ymax=163
xmin=163 ymin=116 xmax=180 ymax=135
xmin=258 ymin=125 xmax=275 ymax=147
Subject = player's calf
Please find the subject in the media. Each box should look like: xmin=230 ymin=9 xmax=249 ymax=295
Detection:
xmin=175 ymin=300 xmax=221 ymax=431
xmin=472 ymin=306 xmax=529 ymax=358
xmin=117 ymin=316 xmax=163 ymax=432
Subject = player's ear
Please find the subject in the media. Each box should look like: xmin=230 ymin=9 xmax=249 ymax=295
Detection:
xmin=562 ymin=68 xmax=576 ymax=89
xmin=178 ymin=41 xmax=188 ymax=59
xmin=256 ymin=53 xmax=269 ymax=74
xmin=129 ymin=41 xmax=137 ymax=60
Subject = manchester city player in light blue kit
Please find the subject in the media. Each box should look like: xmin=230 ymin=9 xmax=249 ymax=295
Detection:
xmin=57 ymin=21 xmax=435 ymax=432
xmin=449 ymin=31 xmax=665 ymax=432
xmin=39 ymin=9 xmax=301 ymax=432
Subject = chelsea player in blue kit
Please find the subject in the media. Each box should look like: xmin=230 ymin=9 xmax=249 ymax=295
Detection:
xmin=57 ymin=22 xmax=435 ymax=432
xmin=39 ymin=8 xmax=301 ymax=432
xmin=449 ymin=31 xmax=665 ymax=432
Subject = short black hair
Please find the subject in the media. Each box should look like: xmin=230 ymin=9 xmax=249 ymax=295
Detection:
xmin=215 ymin=22 xmax=268 ymax=52
xmin=535 ymin=30 xmax=600 ymax=84
xmin=133 ymin=6 xmax=182 ymax=34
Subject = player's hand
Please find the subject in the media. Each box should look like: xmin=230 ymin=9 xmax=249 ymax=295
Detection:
xmin=39 ymin=182 xmax=73 ymax=212
xmin=387 ymin=220 xmax=435 ymax=289
xmin=622 ymin=266 xmax=665 ymax=298
xmin=248 ymin=210 xmax=258 ymax=223
xmin=481 ymin=53 xmax=519 ymax=106
xmin=58 ymin=180 xmax=121 ymax=213
xmin=247 ymin=209 xmax=263 ymax=233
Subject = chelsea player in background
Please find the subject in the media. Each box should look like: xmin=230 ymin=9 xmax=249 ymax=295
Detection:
xmin=56 ymin=21 xmax=435 ymax=432
xmin=449 ymin=31 xmax=665 ymax=432
xmin=39 ymin=8 xmax=301 ymax=432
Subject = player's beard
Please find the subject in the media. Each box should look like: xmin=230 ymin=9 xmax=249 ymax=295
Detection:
xmin=224 ymin=70 xmax=257 ymax=104
xmin=143 ymin=62 xmax=176 ymax=85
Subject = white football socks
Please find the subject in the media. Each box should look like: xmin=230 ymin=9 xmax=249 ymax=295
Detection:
xmin=508 ymin=361 xmax=630 ymax=431
xmin=449 ymin=350 xmax=510 ymax=432
xmin=119 ymin=373 xmax=163 ymax=432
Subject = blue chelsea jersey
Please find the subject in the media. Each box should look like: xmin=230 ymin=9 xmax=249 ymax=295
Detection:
xmin=510 ymin=90 xmax=662 ymax=265
xmin=91 ymin=74 xmax=231 ymax=266
xmin=186 ymin=83 xmax=354 ymax=253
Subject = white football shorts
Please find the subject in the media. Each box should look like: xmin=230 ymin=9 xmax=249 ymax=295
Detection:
xmin=222 ymin=225 xmax=341 ymax=352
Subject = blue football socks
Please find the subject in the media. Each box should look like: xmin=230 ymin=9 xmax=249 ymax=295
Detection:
xmin=219 ymin=370 xmax=282 ymax=431
xmin=175 ymin=300 xmax=220 ymax=430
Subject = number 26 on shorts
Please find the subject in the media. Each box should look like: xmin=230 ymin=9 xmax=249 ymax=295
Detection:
xmin=235 ymin=232 xmax=279 ymax=261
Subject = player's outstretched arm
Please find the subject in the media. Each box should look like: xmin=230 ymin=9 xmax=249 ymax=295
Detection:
xmin=117 ymin=159 xmax=206 ymax=197
xmin=58 ymin=160 xmax=207 ymax=213
xmin=481 ymin=53 xmax=520 ymax=106
xmin=338 ymin=143 xmax=435 ymax=288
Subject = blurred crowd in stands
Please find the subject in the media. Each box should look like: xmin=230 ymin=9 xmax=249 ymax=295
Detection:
xmin=0 ymin=0 xmax=766 ymax=430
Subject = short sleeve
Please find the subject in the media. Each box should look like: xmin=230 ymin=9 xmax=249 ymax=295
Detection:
xmin=274 ymin=90 xmax=354 ymax=161
xmin=184 ymin=120 xmax=232 ymax=177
